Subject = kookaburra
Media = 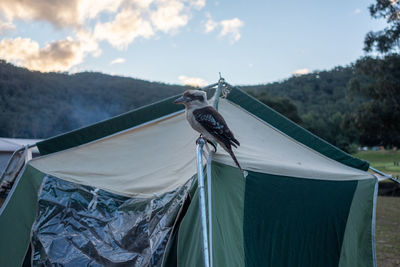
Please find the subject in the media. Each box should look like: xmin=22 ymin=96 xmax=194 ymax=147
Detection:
xmin=174 ymin=90 xmax=242 ymax=171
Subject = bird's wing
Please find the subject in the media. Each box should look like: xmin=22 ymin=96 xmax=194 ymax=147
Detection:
xmin=193 ymin=106 xmax=240 ymax=148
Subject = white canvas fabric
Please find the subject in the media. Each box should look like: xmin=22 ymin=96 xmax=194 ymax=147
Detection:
xmin=214 ymin=99 xmax=373 ymax=180
xmin=29 ymin=99 xmax=373 ymax=197
xmin=30 ymin=113 xmax=199 ymax=197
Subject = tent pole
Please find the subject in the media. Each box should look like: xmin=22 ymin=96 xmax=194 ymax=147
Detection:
xmin=196 ymin=137 xmax=210 ymax=267
xmin=195 ymin=75 xmax=227 ymax=267
xmin=369 ymin=166 xmax=400 ymax=183
xmin=213 ymin=74 xmax=224 ymax=110
xmin=206 ymin=151 xmax=213 ymax=267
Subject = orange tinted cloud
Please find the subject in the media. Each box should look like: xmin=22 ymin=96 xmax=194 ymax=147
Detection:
xmin=0 ymin=37 xmax=98 ymax=72
xmin=0 ymin=0 xmax=205 ymax=71
xmin=178 ymin=75 xmax=208 ymax=87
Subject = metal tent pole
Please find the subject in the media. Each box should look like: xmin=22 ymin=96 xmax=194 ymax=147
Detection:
xmin=196 ymin=137 xmax=210 ymax=267
xmin=206 ymin=152 xmax=213 ymax=267
xmin=196 ymin=75 xmax=228 ymax=267
xmin=213 ymin=74 xmax=224 ymax=110
xmin=369 ymin=166 xmax=400 ymax=183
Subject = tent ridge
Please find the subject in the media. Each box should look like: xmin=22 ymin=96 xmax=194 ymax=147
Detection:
xmin=37 ymin=93 xmax=184 ymax=155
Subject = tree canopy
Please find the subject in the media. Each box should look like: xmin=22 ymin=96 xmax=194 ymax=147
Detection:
xmin=364 ymin=0 xmax=400 ymax=53
xmin=349 ymin=54 xmax=400 ymax=147
xmin=243 ymin=66 xmax=360 ymax=151
xmin=0 ymin=60 xmax=188 ymax=138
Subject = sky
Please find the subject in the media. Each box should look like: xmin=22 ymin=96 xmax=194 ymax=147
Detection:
xmin=0 ymin=0 xmax=388 ymax=86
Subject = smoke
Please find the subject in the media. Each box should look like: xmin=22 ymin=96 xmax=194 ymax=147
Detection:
xmin=70 ymin=98 xmax=122 ymax=128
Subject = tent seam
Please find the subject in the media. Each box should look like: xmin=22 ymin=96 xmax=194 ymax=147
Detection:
xmin=31 ymin=110 xmax=184 ymax=162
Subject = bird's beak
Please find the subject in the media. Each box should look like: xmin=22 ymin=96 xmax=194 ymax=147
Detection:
xmin=173 ymin=96 xmax=188 ymax=104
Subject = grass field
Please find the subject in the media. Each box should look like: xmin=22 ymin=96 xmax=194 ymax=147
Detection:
xmin=376 ymin=197 xmax=400 ymax=267
xmin=354 ymin=150 xmax=400 ymax=179
xmin=353 ymin=150 xmax=400 ymax=266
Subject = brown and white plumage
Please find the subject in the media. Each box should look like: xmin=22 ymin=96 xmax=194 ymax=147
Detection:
xmin=174 ymin=89 xmax=242 ymax=171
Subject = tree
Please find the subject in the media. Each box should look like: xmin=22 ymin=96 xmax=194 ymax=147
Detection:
xmin=349 ymin=54 xmax=400 ymax=147
xmin=251 ymin=92 xmax=303 ymax=124
xmin=364 ymin=0 xmax=400 ymax=53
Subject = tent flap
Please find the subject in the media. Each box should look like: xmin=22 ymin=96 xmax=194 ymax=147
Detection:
xmin=243 ymin=170 xmax=357 ymax=267
xmin=174 ymin=162 xmax=376 ymax=267
xmin=0 ymin=165 xmax=45 ymax=267
xmin=31 ymin=175 xmax=192 ymax=266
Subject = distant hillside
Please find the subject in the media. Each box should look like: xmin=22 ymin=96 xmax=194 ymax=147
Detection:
xmin=0 ymin=59 xmax=385 ymax=152
xmin=241 ymin=66 xmax=362 ymax=150
xmin=0 ymin=60 xmax=189 ymax=138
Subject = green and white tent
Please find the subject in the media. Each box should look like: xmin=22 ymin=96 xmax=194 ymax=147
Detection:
xmin=0 ymin=87 xmax=377 ymax=267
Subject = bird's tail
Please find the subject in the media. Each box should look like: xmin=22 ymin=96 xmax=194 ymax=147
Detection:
xmin=230 ymin=137 xmax=240 ymax=148
xmin=227 ymin=148 xmax=242 ymax=172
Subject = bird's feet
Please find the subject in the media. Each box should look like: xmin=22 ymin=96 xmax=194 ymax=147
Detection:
xmin=195 ymin=135 xmax=217 ymax=152
xmin=207 ymin=140 xmax=217 ymax=152
xmin=195 ymin=134 xmax=204 ymax=145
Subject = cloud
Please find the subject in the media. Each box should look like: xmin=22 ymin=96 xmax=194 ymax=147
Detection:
xmin=204 ymin=13 xmax=217 ymax=33
xmin=0 ymin=0 xmax=127 ymax=28
xmin=190 ymin=0 xmax=206 ymax=9
xmin=354 ymin=8 xmax=361 ymax=14
xmin=78 ymin=0 xmax=125 ymax=21
xmin=0 ymin=20 xmax=15 ymax=34
xmin=293 ymin=68 xmax=309 ymax=76
xmin=0 ymin=0 xmax=206 ymax=71
xmin=93 ymin=0 xmax=202 ymax=49
xmin=150 ymin=0 xmax=189 ymax=33
xmin=0 ymin=37 xmax=99 ymax=72
xmin=94 ymin=8 xmax=154 ymax=49
xmin=178 ymin=75 xmax=208 ymax=87
xmin=220 ymin=18 xmax=243 ymax=43
xmin=0 ymin=0 xmax=81 ymax=28
xmin=110 ymin=57 xmax=126 ymax=64
xmin=204 ymin=14 xmax=244 ymax=43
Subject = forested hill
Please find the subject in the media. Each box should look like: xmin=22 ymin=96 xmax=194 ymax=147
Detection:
xmin=1 ymin=55 xmax=398 ymax=151
xmin=241 ymin=66 xmax=360 ymax=150
xmin=0 ymin=60 xmax=189 ymax=138
xmin=242 ymin=66 xmax=354 ymax=116
xmin=241 ymin=54 xmax=399 ymax=151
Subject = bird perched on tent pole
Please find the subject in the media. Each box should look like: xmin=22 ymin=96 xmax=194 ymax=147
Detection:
xmin=174 ymin=89 xmax=242 ymax=171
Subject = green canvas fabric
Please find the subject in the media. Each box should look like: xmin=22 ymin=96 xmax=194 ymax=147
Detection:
xmin=37 ymin=94 xmax=184 ymax=155
xmin=175 ymin=163 xmax=375 ymax=267
xmin=227 ymin=88 xmax=369 ymax=171
xmin=0 ymin=164 xmax=45 ymax=267
xmin=209 ymin=162 xmax=245 ymax=266
xmin=339 ymin=178 xmax=377 ymax=267
xmin=177 ymin=162 xmax=245 ymax=267
xmin=243 ymin=172 xmax=358 ymax=267
xmin=176 ymin=185 xmax=203 ymax=266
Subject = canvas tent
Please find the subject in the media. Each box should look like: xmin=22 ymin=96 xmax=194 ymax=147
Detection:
xmin=0 ymin=138 xmax=40 ymax=173
xmin=0 ymin=138 xmax=41 ymax=201
xmin=0 ymin=86 xmax=378 ymax=267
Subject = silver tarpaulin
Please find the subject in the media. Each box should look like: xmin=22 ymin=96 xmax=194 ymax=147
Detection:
xmin=31 ymin=175 xmax=191 ymax=266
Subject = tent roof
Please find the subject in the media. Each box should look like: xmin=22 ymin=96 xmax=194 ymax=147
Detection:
xmin=36 ymin=87 xmax=369 ymax=171
xmin=29 ymin=88 xmax=372 ymax=197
